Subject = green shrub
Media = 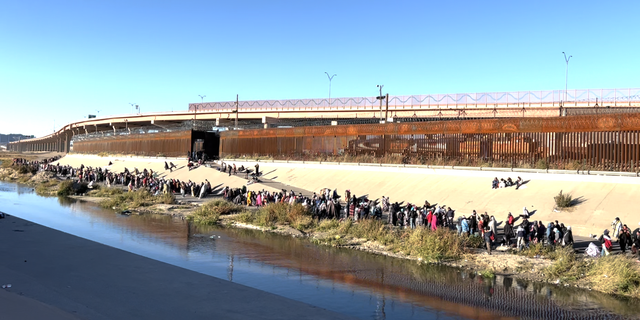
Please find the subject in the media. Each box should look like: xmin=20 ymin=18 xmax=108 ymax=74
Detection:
xmin=17 ymin=165 xmax=37 ymax=175
xmin=57 ymin=180 xmax=74 ymax=197
xmin=554 ymin=190 xmax=573 ymax=208
xmin=76 ymin=182 xmax=89 ymax=195
xmin=480 ymin=269 xmax=496 ymax=279
xmin=236 ymin=211 xmax=256 ymax=223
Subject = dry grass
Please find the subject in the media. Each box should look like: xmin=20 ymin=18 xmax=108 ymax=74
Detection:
xmin=587 ymin=255 xmax=640 ymax=297
xmin=313 ymin=219 xmax=470 ymax=262
xmin=99 ymin=189 xmax=175 ymax=210
xmin=542 ymin=247 xmax=588 ymax=281
xmin=518 ymin=242 xmax=559 ymax=259
xmin=252 ymin=202 xmax=312 ymax=228
xmin=34 ymin=180 xmax=61 ymax=196
xmin=188 ymin=200 xmax=243 ymax=225
xmin=315 ymin=219 xmax=340 ymax=231
xmin=88 ymin=187 xmax=124 ymax=197
xmin=538 ymin=247 xmax=640 ymax=298
xmin=228 ymin=203 xmax=477 ymax=262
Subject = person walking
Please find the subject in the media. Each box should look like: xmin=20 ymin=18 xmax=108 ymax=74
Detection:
xmin=562 ymin=226 xmax=574 ymax=247
xmin=516 ymin=225 xmax=526 ymax=250
xmin=484 ymin=225 xmax=493 ymax=255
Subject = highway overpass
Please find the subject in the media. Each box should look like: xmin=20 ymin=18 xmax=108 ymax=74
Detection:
xmin=8 ymin=88 xmax=640 ymax=154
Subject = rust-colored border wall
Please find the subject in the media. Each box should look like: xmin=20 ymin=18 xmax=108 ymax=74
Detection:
xmin=73 ymin=130 xmax=192 ymax=157
xmin=220 ymin=114 xmax=640 ymax=172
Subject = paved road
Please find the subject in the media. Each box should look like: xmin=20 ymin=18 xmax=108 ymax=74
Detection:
xmin=0 ymin=215 xmax=357 ymax=320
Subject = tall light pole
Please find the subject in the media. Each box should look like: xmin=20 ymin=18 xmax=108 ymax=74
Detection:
xmin=562 ymin=52 xmax=572 ymax=103
xmin=377 ymin=85 xmax=384 ymax=121
xmin=198 ymin=95 xmax=206 ymax=103
xmin=129 ymin=103 xmax=136 ymax=114
xmin=324 ymin=72 xmax=337 ymax=106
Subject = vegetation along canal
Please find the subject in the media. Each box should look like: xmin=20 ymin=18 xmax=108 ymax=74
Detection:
xmin=1 ymin=181 xmax=638 ymax=320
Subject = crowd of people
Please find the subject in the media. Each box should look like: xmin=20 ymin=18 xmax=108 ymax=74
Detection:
xmin=586 ymin=217 xmax=640 ymax=258
xmin=15 ymin=158 xmax=216 ymax=199
xmin=10 ymin=156 xmax=640 ymax=260
xmin=11 ymin=156 xmax=61 ymax=170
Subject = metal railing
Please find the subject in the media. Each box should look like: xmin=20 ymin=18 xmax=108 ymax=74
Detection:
xmin=189 ymin=88 xmax=640 ymax=111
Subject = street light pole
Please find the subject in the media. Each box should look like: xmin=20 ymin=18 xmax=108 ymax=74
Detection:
xmin=324 ymin=72 xmax=337 ymax=107
xmin=129 ymin=103 xmax=136 ymax=114
xmin=562 ymin=52 xmax=572 ymax=103
xmin=377 ymin=85 xmax=384 ymax=121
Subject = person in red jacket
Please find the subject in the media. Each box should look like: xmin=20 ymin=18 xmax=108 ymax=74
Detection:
xmin=601 ymin=229 xmax=613 ymax=256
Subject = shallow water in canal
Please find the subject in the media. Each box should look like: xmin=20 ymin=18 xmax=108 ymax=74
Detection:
xmin=1 ymin=181 xmax=639 ymax=320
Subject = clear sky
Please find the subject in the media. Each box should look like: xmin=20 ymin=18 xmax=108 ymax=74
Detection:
xmin=1 ymin=0 xmax=639 ymax=137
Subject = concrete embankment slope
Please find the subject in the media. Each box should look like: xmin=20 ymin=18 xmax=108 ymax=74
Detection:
xmin=0 ymin=215 xmax=356 ymax=320
xmin=52 ymin=154 xmax=280 ymax=193
xmin=225 ymin=160 xmax=640 ymax=238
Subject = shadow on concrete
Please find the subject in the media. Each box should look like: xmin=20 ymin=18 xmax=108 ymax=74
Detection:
xmin=569 ymin=196 xmax=587 ymax=206
xmin=262 ymin=169 xmax=277 ymax=177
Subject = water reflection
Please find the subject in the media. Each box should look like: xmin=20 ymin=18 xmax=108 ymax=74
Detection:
xmin=0 ymin=181 xmax=639 ymax=320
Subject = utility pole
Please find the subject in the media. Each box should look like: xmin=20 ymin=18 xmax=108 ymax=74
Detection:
xmin=324 ymin=72 xmax=337 ymax=107
xmin=376 ymin=85 xmax=385 ymax=122
xmin=562 ymin=52 xmax=572 ymax=103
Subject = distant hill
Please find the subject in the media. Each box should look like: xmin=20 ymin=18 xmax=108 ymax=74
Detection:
xmin=0 ymin=134 xmax=35 ymax=147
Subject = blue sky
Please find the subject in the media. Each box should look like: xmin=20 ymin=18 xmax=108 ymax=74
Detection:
xmin=1 ymin=0 xmax=639 ymax=137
